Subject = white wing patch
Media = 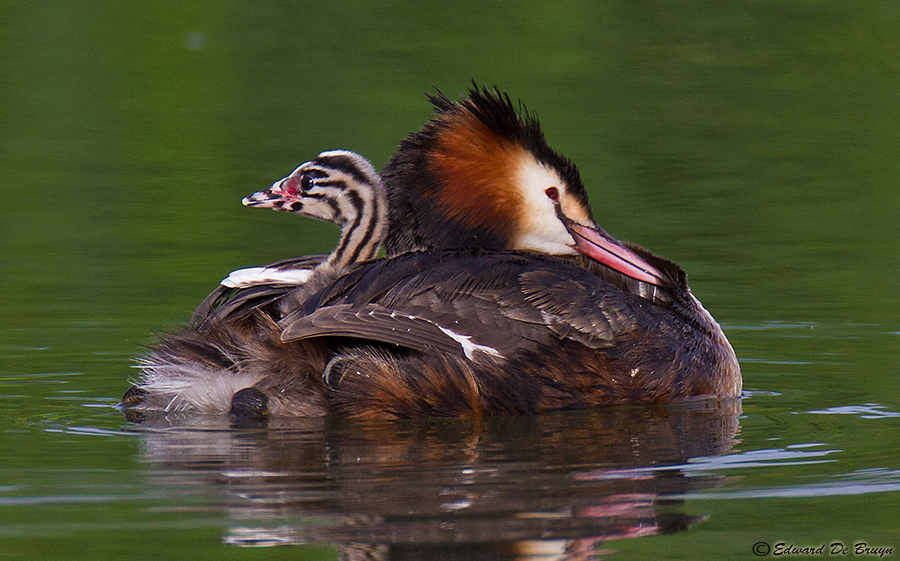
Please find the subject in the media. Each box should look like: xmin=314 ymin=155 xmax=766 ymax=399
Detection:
xmin=438 ymin=326 xmax=502 ymax=360
xmin=222 ymin=267 xmax=313 ymax=288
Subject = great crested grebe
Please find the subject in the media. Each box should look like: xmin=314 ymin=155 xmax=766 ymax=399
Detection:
xmin=122 ymin=85 xmax=740 ymax=419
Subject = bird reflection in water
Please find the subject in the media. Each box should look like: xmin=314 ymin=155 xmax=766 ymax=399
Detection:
xmin=133 ymin=398 xmax=740 ymax=560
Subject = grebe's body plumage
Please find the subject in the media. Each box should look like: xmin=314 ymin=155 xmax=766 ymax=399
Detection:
xmin=122 ymin=85 xmax=740 ymax=420
xmin=278 ymin=249 xmax=739 ymax=417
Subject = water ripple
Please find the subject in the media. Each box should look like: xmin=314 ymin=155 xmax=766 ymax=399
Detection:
xmin=667 ymin=468 xmax=900 ymax=500
xmin=806 ymin=404 xmax=900 ymax=419
xmin=577 ymin=443 xmax=841 ymax=480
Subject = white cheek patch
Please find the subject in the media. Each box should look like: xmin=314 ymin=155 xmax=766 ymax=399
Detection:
xmin=513 ymin=157 xmax=579 ymax=255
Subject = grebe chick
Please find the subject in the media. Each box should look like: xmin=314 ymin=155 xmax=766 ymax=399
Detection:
xmin=122 ymin=150 xmax=387 ymax=417
xmin=190 ymin=150 xmax=387 ymax=329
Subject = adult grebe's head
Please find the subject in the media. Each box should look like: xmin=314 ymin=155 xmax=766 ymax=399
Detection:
xmin=382 ymin=84 xmax=665 ymax=286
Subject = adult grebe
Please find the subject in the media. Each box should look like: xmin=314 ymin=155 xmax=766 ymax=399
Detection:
xmin=122 ymin=86 xmax=740 ymax=419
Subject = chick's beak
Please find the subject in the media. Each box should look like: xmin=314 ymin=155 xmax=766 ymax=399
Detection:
xmin=565 ymin=221 xmax=665 ymax=287
xmin=242 ymin=175 xmax=302 ymax=210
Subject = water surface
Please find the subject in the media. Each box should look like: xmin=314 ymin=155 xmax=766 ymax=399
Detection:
xmin=1 ymin=1 xmax=898 ymax=559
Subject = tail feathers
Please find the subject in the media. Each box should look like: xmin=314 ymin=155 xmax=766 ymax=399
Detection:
xmin=127 ymin=325 xmax=332 ymax=416
xmin=129 ymin=328 xmax=265 ymax=414
xmin=130 ymin=358 xmax=262 ymax=414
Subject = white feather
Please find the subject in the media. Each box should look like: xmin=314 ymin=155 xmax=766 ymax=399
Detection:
xmin=133 ymin=359 xmax=263 ymax=413
xmin=221 ymin=267 xmax=313 ymax=288
xmin=438 ymin=326 xmax=502 ymax=360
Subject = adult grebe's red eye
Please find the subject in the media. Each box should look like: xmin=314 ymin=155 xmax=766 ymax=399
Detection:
xmin=545 ymin=187 xmax=559 ymax=201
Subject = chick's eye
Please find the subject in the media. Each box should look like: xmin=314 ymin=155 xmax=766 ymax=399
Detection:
xmin=545 ymin=186 xmax=559 ymax=201
xmin=299 ymin=174 xmax=314 ymax=192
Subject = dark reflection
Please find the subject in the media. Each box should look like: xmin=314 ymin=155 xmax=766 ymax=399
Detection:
xmin=132 ymin=400 xmax=741 ymax=560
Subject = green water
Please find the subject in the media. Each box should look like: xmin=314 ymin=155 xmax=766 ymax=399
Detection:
xmin=1 ymin=1 xmax=899 ymax=559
